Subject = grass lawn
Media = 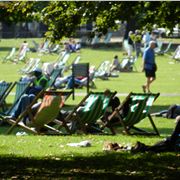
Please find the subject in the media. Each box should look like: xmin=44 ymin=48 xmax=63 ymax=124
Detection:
xmin=0 ymin=38 xmax=180 ymax=179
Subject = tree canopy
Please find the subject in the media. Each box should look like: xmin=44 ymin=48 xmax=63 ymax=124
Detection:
xmin=1 ymin=1 xmax=179 ymax=41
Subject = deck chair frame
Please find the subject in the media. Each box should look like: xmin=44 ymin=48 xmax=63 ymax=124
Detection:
xmin=104 ymin=92 xmax=160 ymax=136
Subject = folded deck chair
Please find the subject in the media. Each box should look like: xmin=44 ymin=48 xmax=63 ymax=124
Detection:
xmin=58 ymin=91 xmax=116 ymax=134
xmin=103 ymin=92 xmax=160 ymax=135
xmin=0 ymin=81 xmax=15 ymax=112
xmin=6 ymin=90 xmax=71 ymax=135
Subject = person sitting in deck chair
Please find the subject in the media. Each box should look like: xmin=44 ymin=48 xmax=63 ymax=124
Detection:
xmin=110 ymin=55 xmax=121 ymax=72
xmin=101 ymin=89 xmax=121 ymax=123
xmin=9 ymin=68 xmax=49 ymax=123
xmin=131 ymin=115 xmax=180 ymax=153
xmin=23 ymin=68 xmax=49 ymax=95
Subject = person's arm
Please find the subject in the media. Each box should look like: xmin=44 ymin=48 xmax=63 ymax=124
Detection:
xmin=142 ymin=60 xmax=145 ymax=72
xmin=142 ymin=49 xmax=148 ymax=72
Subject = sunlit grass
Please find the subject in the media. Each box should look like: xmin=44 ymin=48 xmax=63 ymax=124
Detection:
xmin=0 ymin=38 xmax=180 ymax=178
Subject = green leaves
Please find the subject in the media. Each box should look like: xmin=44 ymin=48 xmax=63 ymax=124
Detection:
xmin=1 ymin=1 xmax=180 ymax=41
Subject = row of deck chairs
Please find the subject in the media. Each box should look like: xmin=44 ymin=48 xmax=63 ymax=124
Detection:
xmin=32 ymin=40 xmax=61 ymax=54
xmin=91 ymin=32 xmax=112 ymax=47
xmin=155 ymin=41 xmax=172 ymax=55
xmin=94 ymin=56 xmax=137 ymax=80
xmin=2 ymin=46 xmax=29 ymax=63
xmin=0 ymin=66 xmax=69 ymax=122
xmin=0 ymin=85 xmax=161 ymax=136
xmin=140 ymin=40 xmax=172 ymax=56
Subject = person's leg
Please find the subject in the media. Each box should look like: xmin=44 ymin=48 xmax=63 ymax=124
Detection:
xmin=11 ymin=94 xmax=32 ymax=118
xmin=132 ymin=117 xmax=180 ymax=153
xmin=146 ymin=118 xmax=180 ymax=152
xmin=143 ymin=69 xmax=156 ymax=93
xmin=146 ymin=76 xmax=156 ymax=93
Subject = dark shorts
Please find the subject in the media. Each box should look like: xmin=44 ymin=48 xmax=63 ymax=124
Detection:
xmin=145 ymin=69 xmax=156 ymax=78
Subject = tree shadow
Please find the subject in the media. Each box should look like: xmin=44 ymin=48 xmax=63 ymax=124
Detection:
xmin=0 ymin=153 xmax=179 ymax=179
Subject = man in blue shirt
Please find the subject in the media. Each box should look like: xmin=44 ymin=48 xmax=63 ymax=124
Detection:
xmin=142 ymin=41 xmax=157 ymax=93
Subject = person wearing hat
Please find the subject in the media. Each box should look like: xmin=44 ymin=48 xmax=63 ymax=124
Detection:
xmin=7 ymin=68 xmax=49 ymax=121
xmin=27 ymin=68 xmax=49 ymax=95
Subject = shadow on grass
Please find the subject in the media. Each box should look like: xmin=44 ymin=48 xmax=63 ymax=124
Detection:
xmin=151 ymin=105 xmax=170 ymax=113
xmin=0 ymin=47 xmax=15 ymax=52
xmin=83 ymin=46 xmax=122 ymax=52
xmin=0 ymin=152 xmax=180 ymax=179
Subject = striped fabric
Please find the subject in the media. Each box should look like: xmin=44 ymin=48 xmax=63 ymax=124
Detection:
xmin=77 ymin=93 xmax=111 ymax=125
xmin=6 ymin=81 xmax=30 ymax=115
xmin=0 ymin=82 xmax=12 ymax=98
xmin=123 ymin=93 xmax=158 ymax=126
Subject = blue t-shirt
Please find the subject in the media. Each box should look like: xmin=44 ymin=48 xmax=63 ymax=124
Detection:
xmin=143 ymin=47 xmax=155 ymax=70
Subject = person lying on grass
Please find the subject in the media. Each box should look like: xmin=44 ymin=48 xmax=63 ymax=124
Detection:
xmin=131 ymin=115 xmax=180 ymax=153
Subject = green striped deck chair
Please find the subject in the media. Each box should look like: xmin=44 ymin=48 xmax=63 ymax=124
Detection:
xmin=106 ymin=92 xmax=160 ymax=135
xmin=6 ymin=90 xmax=69 ymax=135
xmin=0 ymin=82 xmax=15 ymax=112
xmin=62 ymin=91 xmax=116 ymax=134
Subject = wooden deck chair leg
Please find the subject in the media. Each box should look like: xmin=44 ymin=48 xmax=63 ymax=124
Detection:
xmin=42 ymin=124 xmax=63 ymax=135
xmin=116 ymin=112 xmax=131 ymax=135
xmin=61 ymin=120 xmax=72 ymax=134
xmin=148 ymin=114 xmax=160 ymax=136
xmin=6 ymin=119 xmax=38 ymax=135
xmin=78 ymin=116 xmax=88 ymax=134
xmin=53 ymin=119 xmax=72 ymax=134
xmin=106 ymin=109 xmax=130 ymax=135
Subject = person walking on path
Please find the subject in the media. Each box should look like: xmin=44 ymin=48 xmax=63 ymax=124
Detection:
xmin=142 ymin=41 xmax=157 ymax=93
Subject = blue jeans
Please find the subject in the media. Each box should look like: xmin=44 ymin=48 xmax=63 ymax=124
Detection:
xmin=11 ymin=94 xmax=36 ymax=118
